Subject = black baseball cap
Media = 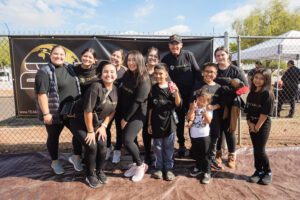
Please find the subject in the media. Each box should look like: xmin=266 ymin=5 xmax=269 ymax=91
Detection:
xmin=169 ymin=34 xmax=182 ymax=44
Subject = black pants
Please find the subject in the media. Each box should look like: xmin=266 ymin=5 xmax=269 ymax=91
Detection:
xmin=142 ymin=110 xmax=152 ymax=157
xmin=45 ymin=119 xmax=82 ymax=160
xmin=123 ymin=114 xmax=145 ymax=166
xmin=106 ymin=114 xmax=123 ymax=150
xmin=176 ymin=95 xmax=189 ymax=147
xmin=69 ymin=118 xmax=106 ymax=176
xmin=216 ymin=116 xmax=236 ymax=153
xmin=191 ymin=136 xmax=211 ymax=173
xmin=250 ymin=118 xmax=271 ymax=173
xmin=278 ymin=89 xmax=296 ymax=116
xmin=209 ymin=110 xmax=221 ymax=158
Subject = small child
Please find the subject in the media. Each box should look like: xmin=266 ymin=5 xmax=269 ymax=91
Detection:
xmin=148 ymin=63 xmax=181 ymax=181
xmin=244 ymin=68 xmax=274 ymax=185
xmin=186 ymin=89 xmax=213 ymax=184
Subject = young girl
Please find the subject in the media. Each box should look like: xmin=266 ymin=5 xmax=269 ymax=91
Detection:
xmin=245 ymin=68 xmax=274 ymax=185
xmin=186 ymin=89 xmax=213 ymax=184
xmin=148 ymin=63 xmax=181 ymax=181
xmin=119 ymin=50 xmax=151 ymax=182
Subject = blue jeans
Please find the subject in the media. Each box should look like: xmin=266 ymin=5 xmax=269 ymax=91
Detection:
xmin=153 ymin=132 xmax=175 ymax=170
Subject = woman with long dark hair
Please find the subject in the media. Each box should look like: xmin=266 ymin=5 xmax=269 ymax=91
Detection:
xmin=119 ymin=50 xmax=151 ymax=182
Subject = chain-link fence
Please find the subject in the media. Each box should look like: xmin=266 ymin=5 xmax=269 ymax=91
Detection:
xmin=0 ymin=34 xmax=300 ymax=154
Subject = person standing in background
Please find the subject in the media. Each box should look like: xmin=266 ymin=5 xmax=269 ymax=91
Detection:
xmin=105 ymin=49 xmax=127 ymax=163
xmin=277 ymin=60 xmax=300 ymax=118
xmin=142 ymin=46 xmax=160 ymax=166
xmin=162 ymin=34 xmax=200 ymax=157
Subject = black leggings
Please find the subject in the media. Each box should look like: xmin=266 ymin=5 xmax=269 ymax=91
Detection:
xmin=106 ymin=115 xmax=123 ymax=150
xmin=69 ymin=118 xmax=106 ymax=176
xmin=216 ymin=117 xmax=236 ymax=153
xmin=191 ymin=136 xmax=211 ymax=173
xmin=123 ymin=114 xmax=145 ymax=166
xmin=142 ymin=110 xmax=152 ymax=156
xmin=250 ymin=118 xmax=271 ymax=173
xmin=45 ymin=119 xmax=82 ymax=160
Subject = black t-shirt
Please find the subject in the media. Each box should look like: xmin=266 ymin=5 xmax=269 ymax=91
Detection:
xmin=118 ymin=71 xmax=151 ymax=121
xmin=115 ymin=66 xmax=127 ymax=88
xmin=149 ymin=84 xmax=179 ymax=138
xmin=245 ymin=90 xmax=273 ymax=123
xmin=190 ymin=80 xmax=222 ymax=105
xmin=35 ymin=64 xmax=79 ymax=108
xmin=162 ymin=50 xmax=200 ymax=97
xmin=84 ymin=81 xmax=118 ymax=127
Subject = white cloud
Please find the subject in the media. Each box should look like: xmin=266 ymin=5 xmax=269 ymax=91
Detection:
xmin=134 ymin=0 xmax=154 ymax=17
xmin=121 ymin=30 xmax=144 ymax=35
xmin=176 ymin=15 xmax=186 ymax=21
xmin=154 ymin=25 xmax=191 ymax=35
xmin=210 ymin=4 xmax=255 ymax=28
xmin=0 ymin=0 xmax=100 ymax=29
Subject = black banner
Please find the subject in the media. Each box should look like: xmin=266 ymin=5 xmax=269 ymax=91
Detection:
xmin=9 ymin=36 xmax=213 ymax=117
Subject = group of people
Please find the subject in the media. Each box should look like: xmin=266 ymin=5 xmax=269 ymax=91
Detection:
xmin=35 ymin=34 xmax=274 ymax=188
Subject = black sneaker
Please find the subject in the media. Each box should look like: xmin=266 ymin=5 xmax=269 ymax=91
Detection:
xmin=249 ymin=170 xmax=264 ymax=183
xmin=96 ymin=170 xmax=108 ymax=184
xmin=260 ymin=172 xmax=272 ymax=185
xmin=177 ymin=146 xmax=186 ymax=158
xmin=190 ymin=167 xmax=203 ymax=177
xmin=201 ymin=173 xmax=211 ymax=184
xmin=211 ymin=158 xmax=222 ymax=170
xmin=86 ymin=174 xmax=101 ymax=188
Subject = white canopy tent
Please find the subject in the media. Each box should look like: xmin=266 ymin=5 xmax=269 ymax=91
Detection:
xmin=232 ymin=30 xmax=300 ymax=61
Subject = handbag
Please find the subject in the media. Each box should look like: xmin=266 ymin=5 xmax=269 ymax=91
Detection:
xmin=60 ymin=101 xmax=76 ymax=119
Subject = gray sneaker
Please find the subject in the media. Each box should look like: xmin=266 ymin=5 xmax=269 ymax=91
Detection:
xmin=201 ymin=173 xmax=211 ymax=184
xmin=51 ymin=161 xmax=64 ymax=175
xmin=165 ymin=170 xmax=175 ymax=181
xmin=68 ymin=155 xmax=83 ymax=172
xmin=86 ymin=174 xmax=102 ymax=189
xmin=152 ymin=170 xmax=163 ymax=179
xmin=96 ymin=170 xmax=108 ymax=184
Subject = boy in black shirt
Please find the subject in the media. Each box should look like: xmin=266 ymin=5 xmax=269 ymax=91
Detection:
xmin=148 ymin=63 xmax=182 ymax=181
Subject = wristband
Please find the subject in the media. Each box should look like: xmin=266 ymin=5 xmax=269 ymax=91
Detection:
xmin=87 ymin=131 xmax=94 ymax=134
xmin=43 ymin=113 xmax=50 ymax=116
xmin=101 ymin=123 xmax=108 ymax=128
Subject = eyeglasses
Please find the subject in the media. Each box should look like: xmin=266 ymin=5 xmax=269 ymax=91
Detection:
xmin=204 ymin=70 xmax=217 ymax=74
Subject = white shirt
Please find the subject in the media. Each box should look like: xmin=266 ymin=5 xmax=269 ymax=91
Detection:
xmin=190 ymin=107 xmax=213 ymax=138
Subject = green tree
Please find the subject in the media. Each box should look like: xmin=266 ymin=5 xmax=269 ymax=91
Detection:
xmin=232 ymin=0 xmax=300 ymax=50
xmin=0 ymin=37 xmax=11 ymax=69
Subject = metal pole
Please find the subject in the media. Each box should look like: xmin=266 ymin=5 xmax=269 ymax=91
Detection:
xmin=275 ymin=45 xmax=282 ymax=118
xmin=237 ymin=35 xmax=241 ymax=146
xmin=224 ymin=31 xmax=229 ymax=49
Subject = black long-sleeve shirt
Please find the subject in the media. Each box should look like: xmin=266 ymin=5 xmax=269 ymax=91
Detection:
xmin=118 ymin=71 xmax=151 ymax=121
xmin=282 ymin=66 xmax=300 ymax=92
xmin=162 ymin=49 xmax=200 ymax=98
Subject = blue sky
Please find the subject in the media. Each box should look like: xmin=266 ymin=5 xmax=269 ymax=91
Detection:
xmin=0 ymin=0 xmax=299 ymax=35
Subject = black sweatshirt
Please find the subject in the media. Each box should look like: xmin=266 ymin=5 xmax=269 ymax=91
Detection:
xmin=162 ymin=50 xmax=200 ymax=97
xmin=118 ymin=71 xmax=151 ymax=121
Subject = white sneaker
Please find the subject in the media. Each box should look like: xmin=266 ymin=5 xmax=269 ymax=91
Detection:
xmin=105 ymin=146 xmax=114 ymax=160
xmin=132 ymin=163 xmax=148 ymax=182
xmin=124 ymin=163 xmax=137 ymax=177
xmin=112 ymin=150 xmax=121 ymax=164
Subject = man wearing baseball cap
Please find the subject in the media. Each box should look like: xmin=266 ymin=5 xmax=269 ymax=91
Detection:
xmin=162 ymin=34 xmax=200 ymax=157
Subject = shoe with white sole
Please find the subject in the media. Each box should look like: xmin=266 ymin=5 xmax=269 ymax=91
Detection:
xmin=132 ymin=163 xmax=148 ymax=182
xmin=68 ymin=155 xmax=83 ymax=172
xmin=124 ymin=163 xmax=137 ymax=177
